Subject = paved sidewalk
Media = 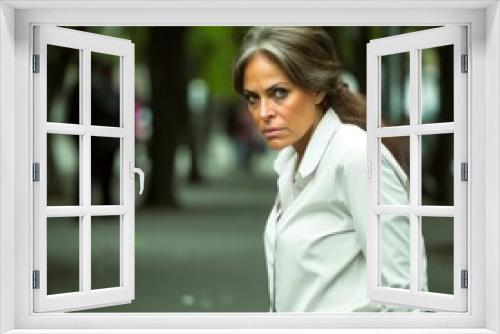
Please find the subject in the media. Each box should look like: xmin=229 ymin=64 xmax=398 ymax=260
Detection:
xmin=83 ymin=172 xmax=276 ymax=312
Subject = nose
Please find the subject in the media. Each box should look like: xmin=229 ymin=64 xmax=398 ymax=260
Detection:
xmin=259 ymin=98 xmax=273 ymax=119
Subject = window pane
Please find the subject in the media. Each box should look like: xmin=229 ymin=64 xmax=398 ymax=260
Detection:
xmin=91 ymin=52 xmax=121 ymax=127
xmin=420 ymin=216 xmax=453 ymax=294
xmin=421 ymin=134 xmax=454 ymax=206
xmin=47 ymin=217 xmax=80 ymax=295
xmin=381 ymin=52 xmax=410 ymax=127
xmin=421 ymin=45 xmax=454 ymax=124
xmin=47 ymin=134 xmax=80 ymax=206
xmin=91 ymin=216 xmax=121 ymax=289
xmin=379 ymin=214 xmax=410 ymax=290
xmin=91 ymin=137 xmax=121 ymax=205
xmin=379 ymin=137 xmax=410 ymax=205
xmin=47 ymin=45 xmax=80 ymax=124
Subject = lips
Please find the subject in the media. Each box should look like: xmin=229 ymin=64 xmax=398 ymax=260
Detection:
xmin=262 ymin=127 xmax=284 ymax=139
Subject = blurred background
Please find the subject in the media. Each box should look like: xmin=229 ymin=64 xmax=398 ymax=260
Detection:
xmin=44 ymin=26 xmax=454 ymax=312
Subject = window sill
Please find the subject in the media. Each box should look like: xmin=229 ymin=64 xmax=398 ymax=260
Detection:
xmin=3 ymin=328 xmax=498 ymax=334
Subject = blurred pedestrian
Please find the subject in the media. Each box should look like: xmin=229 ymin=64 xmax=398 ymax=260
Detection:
xmin=69 ymin=62 xmax=120 ymax=205
xmin=225 ymin=100 xmax=266 ymax=172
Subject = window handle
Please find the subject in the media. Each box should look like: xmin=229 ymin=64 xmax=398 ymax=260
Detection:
xmin=130 ymin=162 xmax=145 ymax=195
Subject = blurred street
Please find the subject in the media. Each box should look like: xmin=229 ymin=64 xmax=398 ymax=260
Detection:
xmin=43 ymin=26 xmax=455 ymax=313
xmin=81 ymin=170 xmax=276 ymax=312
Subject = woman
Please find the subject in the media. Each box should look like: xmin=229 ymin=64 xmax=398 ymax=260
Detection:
xmin=232 ymin=27 xmax=426 ymax=312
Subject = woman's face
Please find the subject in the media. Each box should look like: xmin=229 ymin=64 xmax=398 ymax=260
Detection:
xmin=242 ymin=53 xmax=325 ymax=153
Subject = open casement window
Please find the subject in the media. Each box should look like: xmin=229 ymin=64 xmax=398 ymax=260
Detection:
xmin=33 ymin=26 xmax=142 ymax=312
xmin=366 ymin=26 xmax=467 ymax=312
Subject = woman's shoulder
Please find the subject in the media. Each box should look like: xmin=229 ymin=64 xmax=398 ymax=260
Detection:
xmin=330 ymin=123 xmax=368 ymax=166
xmin=335 ymin=123 xmax=367 ymax=149
xmin=325 ymin=122 xmax=408 ymax=187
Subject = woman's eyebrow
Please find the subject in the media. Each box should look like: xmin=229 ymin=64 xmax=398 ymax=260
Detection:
xmin=242 ymin=89 xmax=257 ymax=95
xmin=242 ymin=82 xmax=290 ymax=95
xmin=265 ymin=83 xmax=289 ymax=92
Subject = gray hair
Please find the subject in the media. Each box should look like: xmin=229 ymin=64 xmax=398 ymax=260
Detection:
xmin=231 ymin=27 xmax=410 ymax=174
xmin=232 ymin=27 xmax=342 ymax=112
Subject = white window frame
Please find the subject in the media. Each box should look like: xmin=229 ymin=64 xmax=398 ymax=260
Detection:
xmin=366 ymin=26 xmax=468 ymax=312
xmin=32 ymin=25 xmax=136 ymax=312
xmin=0 ymin=1 xmax=499 ymax=333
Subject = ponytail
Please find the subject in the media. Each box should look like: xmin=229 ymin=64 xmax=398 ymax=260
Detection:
xmin=331 ymin=81 xmax=409 ymax=174
xmin=232 ymin=26 xmax=408 ymax=174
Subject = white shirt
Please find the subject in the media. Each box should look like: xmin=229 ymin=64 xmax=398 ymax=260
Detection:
xmin=264 ymin=108 xmax=427 ymax=312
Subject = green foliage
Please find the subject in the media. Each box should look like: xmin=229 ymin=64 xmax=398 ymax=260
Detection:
xmin=84 ymin=27 xmax=150 ymax=64
xmin=185 ymin=27 xmax=244 ymax=100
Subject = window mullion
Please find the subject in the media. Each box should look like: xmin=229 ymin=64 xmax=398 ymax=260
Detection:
xmin=80 ymin=48 xmax=91 ymax=293
xmin=409 ymin=48 xmax=420 ymax=293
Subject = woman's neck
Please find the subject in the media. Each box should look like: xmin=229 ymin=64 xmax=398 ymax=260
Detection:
xmin=293 ymin=113 xmax=323 ymax=169
xmin=293 ymin=127 xmax=313 ymax=165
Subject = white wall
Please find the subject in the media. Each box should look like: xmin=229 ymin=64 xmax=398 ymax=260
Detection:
xmin=485 ymin=1 xmax=500 ymax=333
xmin=0 ymin=2 xmax=16 ymax=333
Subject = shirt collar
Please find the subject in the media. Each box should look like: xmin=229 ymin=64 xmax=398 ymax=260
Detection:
xmin=273 ymin=108 xmax=342 ymax=177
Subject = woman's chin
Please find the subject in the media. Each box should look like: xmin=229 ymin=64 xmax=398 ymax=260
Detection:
xmin=266 ymin=138 xmax=290 ymax=151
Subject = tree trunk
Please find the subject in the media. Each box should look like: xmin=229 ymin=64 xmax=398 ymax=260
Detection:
xmin=145 ymin=27 xmax=188 ymax=207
